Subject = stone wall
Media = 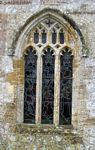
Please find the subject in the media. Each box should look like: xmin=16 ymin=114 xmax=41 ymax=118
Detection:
xmin=0 ymin=0 xmax=95 ymax=149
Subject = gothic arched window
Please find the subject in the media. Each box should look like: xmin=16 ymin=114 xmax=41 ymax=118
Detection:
xmin=24 ymin=17 xmax=73 ymax=125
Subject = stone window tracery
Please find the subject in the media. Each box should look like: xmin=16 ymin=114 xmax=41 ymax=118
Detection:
xmin=23 ymin=17 xmax=74 ymax=125
xmin=28 ymin=18 xmax=65 ymax=50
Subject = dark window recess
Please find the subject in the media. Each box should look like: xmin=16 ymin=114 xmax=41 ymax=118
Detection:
xmin=34 ymin=31 xmax=39 ymax=44
xmin=42 ymin=48 xmax=55 ymax=124
xmin=42 ymin=30 xmax=47 ymax=44
xmin=24 ymin=47 xmax=37 ymax=124
xmin=52 ymin=30 xmax=56 ymax=44
xmin=60 ymin=49 xmax=73 ymax=125
xmin=59 ymin=32 xmax=64 ymax=44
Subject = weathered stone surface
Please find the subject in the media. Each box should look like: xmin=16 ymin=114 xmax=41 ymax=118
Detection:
xmin=0 ymin=0 xmax=95 ymax=149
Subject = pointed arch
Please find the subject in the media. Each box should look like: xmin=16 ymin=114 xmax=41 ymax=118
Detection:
xmin=8 ymin=8 xmax=87 ymax=57
xmin=23 ymin=45 xmax=38 ymax=56
xmin=41 ymin=46 xmax=55 ymax=56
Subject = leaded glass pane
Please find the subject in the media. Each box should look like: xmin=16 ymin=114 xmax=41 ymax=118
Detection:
xmin=60 ymin=49 xmax=73 ymax=125
xmin=34 ymin=31 xmax=39 ymax=44
xmin=42 ymin=30 xmax=47 ymax=44
xmin=52 ymin=31 xmax=56 ymax=44
xmin=42 ymin=48 xmax=55 ymax=124
xmin=59 ymin=31 xmax=64 ymax=44
xmin=24 ymin=47 xmax=37 ymax=124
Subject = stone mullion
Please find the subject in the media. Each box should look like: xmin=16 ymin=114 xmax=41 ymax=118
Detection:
xmin=54 ymin=54 xmax=60 ymax=125
xmin=65 ymin=31 xmax=68 ymax=45
xmin=47 ymin=30 xmax=50 ymax=44
xmin=36 ymin=53 xmax=42 ymax=124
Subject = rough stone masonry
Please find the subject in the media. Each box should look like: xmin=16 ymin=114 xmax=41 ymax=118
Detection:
xmin=0 ymin=0 xmax=95 ymax=149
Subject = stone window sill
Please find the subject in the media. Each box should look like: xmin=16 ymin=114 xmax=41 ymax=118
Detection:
xmin=12 ymin=123 xmax=83 ymax=144
xmin=15 ymin=123 xmax=74 ymax=134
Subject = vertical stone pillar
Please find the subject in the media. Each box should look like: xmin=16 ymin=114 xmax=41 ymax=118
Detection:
xmin=36 ymin=53 xmax=42 ymax=124
xmin=54 ymin=54 xmax=60 ymax=125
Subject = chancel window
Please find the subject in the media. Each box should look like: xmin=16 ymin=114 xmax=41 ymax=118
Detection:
xmin=24 ymin=17 xmax=73 ymax=125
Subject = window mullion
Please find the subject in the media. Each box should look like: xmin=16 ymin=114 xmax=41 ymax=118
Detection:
xmin=54 ymin=54 xmax=60 ymax=125
xmin=36 ymin=53 xmax=42 ymax=124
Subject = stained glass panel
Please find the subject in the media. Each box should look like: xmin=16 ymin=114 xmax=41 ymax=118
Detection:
xmin=52 ymin=31 xmax=56 ymax=44
xmin=59 ymin=32 xmax=64 ymax=44
xmin=24 ymin=47 xmax=37 ymax=123
xmin=42 ymin=30 xmax=47 ymax=44
xmin=34 ymin=31 xmax=39 ymax=44
xmin=41 ymin=48 xmax=55 ymax=124
xmin=60 ymin=49 xmax=73 ymax=125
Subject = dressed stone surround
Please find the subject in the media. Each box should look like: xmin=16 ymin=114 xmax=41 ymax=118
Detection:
xmin=0 ymin=0 xmax=95 ymax=149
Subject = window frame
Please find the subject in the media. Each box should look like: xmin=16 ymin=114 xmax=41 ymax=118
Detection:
xmin=16 ymin=13 xmax=82 ymax=128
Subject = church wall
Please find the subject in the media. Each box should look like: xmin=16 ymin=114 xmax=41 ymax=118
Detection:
xmin=0 ymin=0 xmax=95 ymax=149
